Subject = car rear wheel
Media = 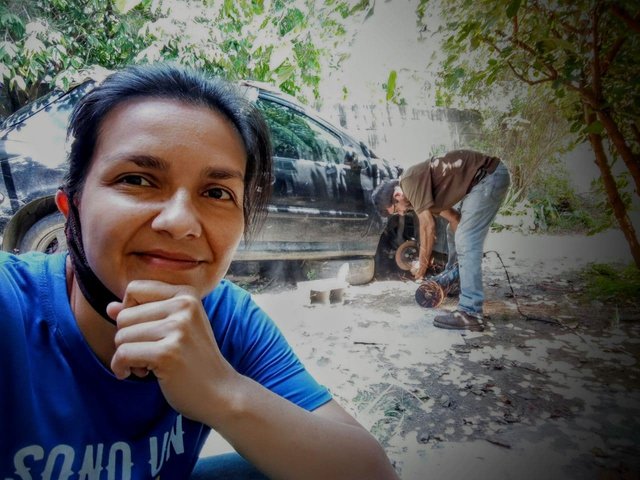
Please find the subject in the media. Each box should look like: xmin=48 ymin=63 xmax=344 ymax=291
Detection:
xmin=18 ymin=212 xmax=67 ymax=254
xmin=395 ymin=240 xmax=419 ymax=271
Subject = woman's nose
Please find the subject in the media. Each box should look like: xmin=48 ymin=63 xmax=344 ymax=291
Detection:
xmin=151 ymin=190 xmax=202 ymax=239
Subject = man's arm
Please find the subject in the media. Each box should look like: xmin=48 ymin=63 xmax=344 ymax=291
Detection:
xmin=414 ymin=210 xmax=436 ymax=279
xmin=439 ymin=208 xmax=461 ymax=233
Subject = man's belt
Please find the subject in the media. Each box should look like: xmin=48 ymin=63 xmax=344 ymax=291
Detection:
xmin=469 ymin=159 xmax=500 ymax=192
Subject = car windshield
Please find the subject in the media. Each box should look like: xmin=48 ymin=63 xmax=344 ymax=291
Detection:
xmin=0 ymin=84 xmax=95 ymax=171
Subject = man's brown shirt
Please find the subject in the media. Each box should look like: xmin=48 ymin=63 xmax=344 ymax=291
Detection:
xmin=400 ymin=150 xmax=500 ymax=214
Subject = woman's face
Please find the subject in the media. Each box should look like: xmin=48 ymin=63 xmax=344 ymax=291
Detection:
xmin=77 ymin=98 xmax=247 ymax=299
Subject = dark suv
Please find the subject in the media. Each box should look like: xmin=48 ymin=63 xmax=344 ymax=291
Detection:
xmin=0 ymin=76 xmax=446 ymax=283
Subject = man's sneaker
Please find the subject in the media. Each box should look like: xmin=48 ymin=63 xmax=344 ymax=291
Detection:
xmin=433 ymin=310 xmax=484 ymax=332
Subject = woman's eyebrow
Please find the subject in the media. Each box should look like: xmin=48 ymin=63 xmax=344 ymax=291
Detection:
xmin=106 ymin=153 xmax=244 ymax=180
xmin=202 ymin=166 xmax=245 ymax=181
xmin=127 ymin=154 xmax=169 ymax=170
xmin=103 ymin=153 xmax=169 ymax=171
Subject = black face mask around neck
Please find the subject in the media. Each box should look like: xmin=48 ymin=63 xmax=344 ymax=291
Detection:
xmin=63 ymin=191 xmax=120 ymax=326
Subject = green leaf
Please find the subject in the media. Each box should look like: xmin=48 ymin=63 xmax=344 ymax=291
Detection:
xmin=585 ymin=120 xmax=604 ymax=135
xmin=275 ymin=63 xmax=295 ymax=84
xmin=114 ymin=0 xmax=143 ymax=14
xmin=386 ymin=70 xmax=397 ymax=101
xmin=506 ymin=0 xmax=521 ymax=18
xmin=1 ymin=13 xmax=24 ymax=35
xmin=570 ymin=120 xmax=582 ymax=133
xmin=470 ymin=34 xmax=480 ymax=50
xmin=10 ymin=75 xmax=26 ymax=91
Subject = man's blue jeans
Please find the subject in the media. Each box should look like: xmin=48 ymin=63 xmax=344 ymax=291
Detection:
xmin=190 ymin=453 xmax=268 ymax=479
xmin=444 ymin=162 xmax=510 ymax=316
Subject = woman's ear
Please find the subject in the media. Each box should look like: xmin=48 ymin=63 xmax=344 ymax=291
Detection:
xmin=55 ymin=189 xmax=70 ymax=219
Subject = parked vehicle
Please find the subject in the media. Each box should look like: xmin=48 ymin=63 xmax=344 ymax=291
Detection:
xmin=0 ymin=73 xmax=446 ymax=284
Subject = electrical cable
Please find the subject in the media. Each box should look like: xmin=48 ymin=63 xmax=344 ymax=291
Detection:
xmin=484 ymin=250 xmax=564 ymax=327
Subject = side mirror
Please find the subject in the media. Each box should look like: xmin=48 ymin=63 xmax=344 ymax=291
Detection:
xmin=344 ymin=146 xmax=358 ymax=164
xmin=344 ymin=146 xmax=367 ymax=171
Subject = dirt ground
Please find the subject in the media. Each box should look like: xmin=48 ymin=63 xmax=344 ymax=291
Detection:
xmin=203 ymin=230 xmax=640 ymax=480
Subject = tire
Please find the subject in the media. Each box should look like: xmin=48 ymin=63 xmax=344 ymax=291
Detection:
xmin=395 ymin=240 xmax=419 ymax=271
xmin=302 ymin=258 xmax=375 ymax=285
xmin=18 ymin=212 xmax=67 ymax=254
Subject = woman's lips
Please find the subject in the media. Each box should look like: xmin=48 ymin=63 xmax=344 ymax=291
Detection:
xmin=135 ymin=250 xmax=205 ymax=269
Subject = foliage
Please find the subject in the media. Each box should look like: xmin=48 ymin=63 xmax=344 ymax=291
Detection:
xmin=418 ymin=0 xmax=640 ymax=137
xmin=468 ymin=85 xmax=613 ymax=233
xmin=527 ymin=178 xmax=612 ymax=233
xmin=0 ymin=0 xmax=373 ymax=117
xmin=416 ymin=0 xmax=640 ymax=170
xmin=583 ymin=263 xmax=640 ymax=303
xmin=589 ymin=171 xmax=633 ymax=228
xmin=417 ymin=0 xmax=640 ymax=264
xmin=470 ymin=87 xmax=574 ymax=203
xmin=382 ymin=69 xmax=407 ymax=106
xmin=0 ymin=0 xmax=151 ymax=115
xmin=353 ymin=383 xmax=423 ymax=445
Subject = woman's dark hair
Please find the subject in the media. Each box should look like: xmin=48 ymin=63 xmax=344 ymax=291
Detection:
xmin=371 ymin=179 xmax=399 ymax=218
xmin=64 ymin=62 xmax=273 ymax=241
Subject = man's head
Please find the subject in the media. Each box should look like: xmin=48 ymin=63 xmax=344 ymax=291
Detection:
xmin=371 ymin=179 xmax=412 ymax=217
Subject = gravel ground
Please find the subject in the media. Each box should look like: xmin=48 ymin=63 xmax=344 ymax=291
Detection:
xmin=203 ymin=230 xmax=640 ymax=480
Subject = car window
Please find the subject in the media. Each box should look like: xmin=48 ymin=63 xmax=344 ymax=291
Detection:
xmin=256 ymin=99 xmax=345 ymax=164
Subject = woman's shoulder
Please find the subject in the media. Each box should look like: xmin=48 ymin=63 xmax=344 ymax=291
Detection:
xmin=0 ymin=251 xmax=64 ymax=281
xmin=202 ymin=278 xmax=256 ymax=315
xmin=208 ymin=277 xmax=250 ymax=299
xmin=0 ymin=252 xmax=67 ymax=308
xmin=0 ymin=252 xmax=68 ymax=327
xmin=1 ymin=251 xmax=43 ymax=279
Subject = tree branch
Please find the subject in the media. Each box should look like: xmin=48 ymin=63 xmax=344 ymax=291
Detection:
xmin=505 ymin=60 xmax=553 ymax=85
xmin=610 ymin=3 xmax=640 ymax=34
xmin=632 ymin=123 xmax=640 ymax=147
xmin=601 ymin=36 xmax=626 ymax=76
xmin=530 ymin=0 xmax=586 ymax=36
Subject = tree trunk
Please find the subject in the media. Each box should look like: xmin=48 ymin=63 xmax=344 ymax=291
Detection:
xmin=597 ymin=108 xmax=640 ymax=196
xmin=586 ymin=109 xmax=640 ymax=268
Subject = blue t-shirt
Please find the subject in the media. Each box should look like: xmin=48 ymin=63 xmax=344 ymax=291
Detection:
xmin=0 ymin=252 xmax=331 ymax=479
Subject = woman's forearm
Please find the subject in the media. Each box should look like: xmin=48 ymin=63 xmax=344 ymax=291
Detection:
xmin=206 ymin=376 xmax=399 ymax=480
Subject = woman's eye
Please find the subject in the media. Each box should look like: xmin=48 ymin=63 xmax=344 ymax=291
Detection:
xmin=205 ymin=187 xmax=232 ymax=200
xmin=119 ymin=175 xmax=151 ymax=186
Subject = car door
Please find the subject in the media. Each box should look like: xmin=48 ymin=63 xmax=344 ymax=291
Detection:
xmin=251 ymin=95 xmax=373 ymax=258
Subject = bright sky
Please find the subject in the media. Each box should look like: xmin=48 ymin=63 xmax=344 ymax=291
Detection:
xmin=319 ymin=0 xmax=439 ymax=108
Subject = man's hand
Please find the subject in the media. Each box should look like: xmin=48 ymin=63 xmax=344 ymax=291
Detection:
xmin=415 ymin=210 xmax=437 ymax=280
xmin=411 ymin=259 xmax=431 ymax=280
xmin=107 ymin=280 xmax=238 ymax=422
xmin=439 ymin=208 xmax=461 ymax=233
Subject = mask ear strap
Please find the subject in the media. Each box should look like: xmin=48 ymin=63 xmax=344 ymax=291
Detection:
xmin=63 ymin=189 xmax=120 ymax=326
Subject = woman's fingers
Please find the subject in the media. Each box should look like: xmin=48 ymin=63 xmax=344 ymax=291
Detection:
xmin=111 ymin=341 xmax=164 ymax=380
xmin=120 ymin=280 xmax=196 ymax=309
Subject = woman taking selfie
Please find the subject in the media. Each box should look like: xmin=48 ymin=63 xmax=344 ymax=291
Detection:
xmin=0 ymin=63 xmax=398 ymax=479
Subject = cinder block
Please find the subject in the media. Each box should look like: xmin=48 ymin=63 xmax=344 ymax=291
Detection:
xmin=297 ymin=279 xmax=348 ymax=305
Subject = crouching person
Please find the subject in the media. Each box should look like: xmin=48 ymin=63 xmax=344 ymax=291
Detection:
xmin=372 ymin=150 xmax=510 ymax=332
